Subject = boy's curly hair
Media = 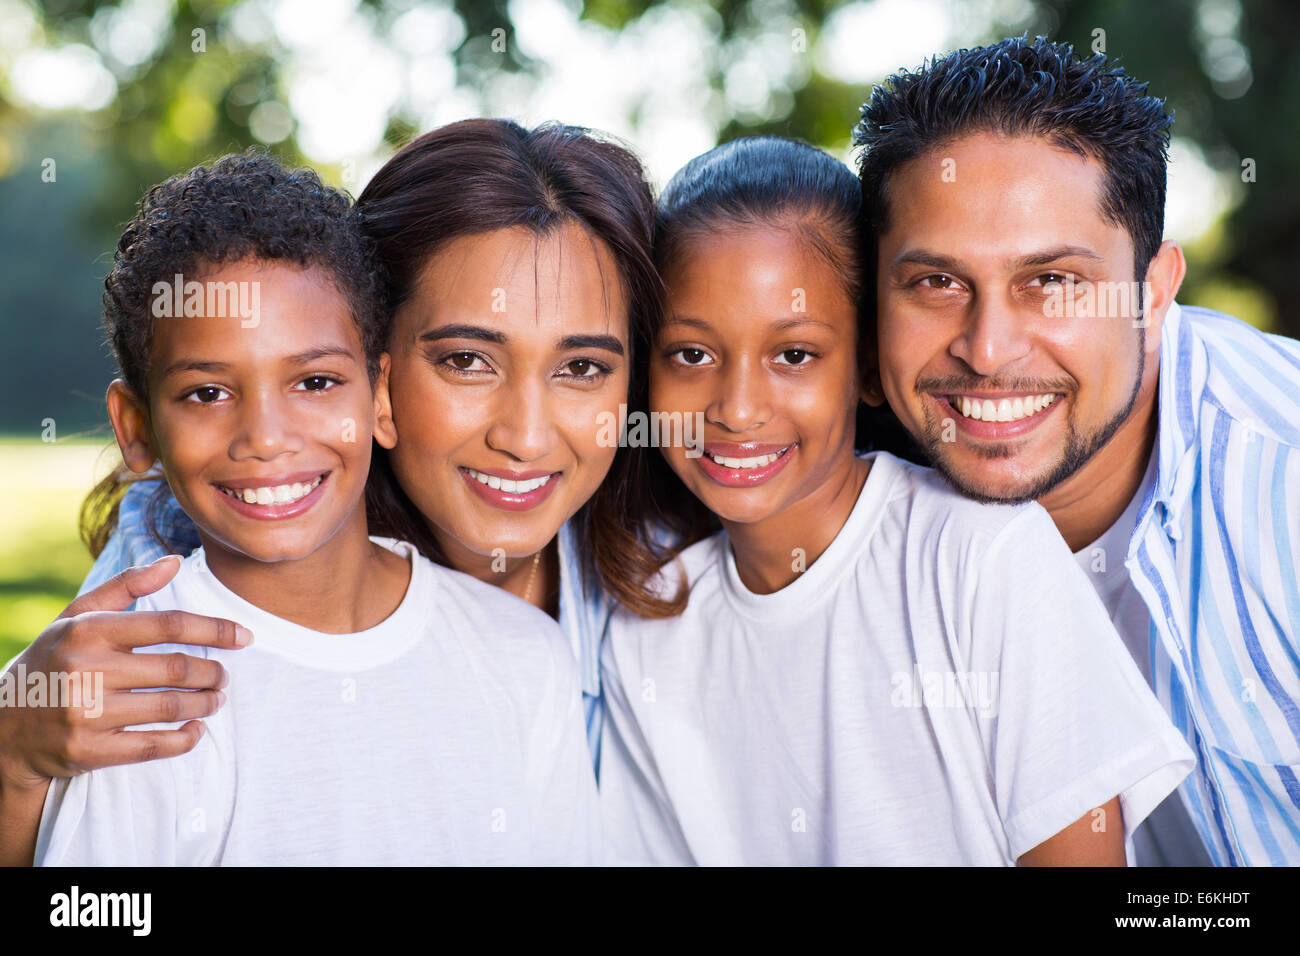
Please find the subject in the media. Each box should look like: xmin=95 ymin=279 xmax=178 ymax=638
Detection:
xmin=83 ymin=150 xmax=385 ymax=559
xmin=104 ymin=149 xmax=386 ymax=399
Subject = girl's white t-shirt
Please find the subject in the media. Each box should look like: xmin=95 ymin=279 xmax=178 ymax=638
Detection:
xmin=599 ymin=452 xmax=1195 ymax=866
xmin=36 ymin=538 xmax=600 ymax=866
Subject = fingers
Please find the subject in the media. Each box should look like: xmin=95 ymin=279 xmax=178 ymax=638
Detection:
xmin=96 ymin=688 xmax=227 ymax=731
xmin=95 ymin=722 xmax=210 ymax=769
xmin=58 ymin=554 xmax=183 ymax=619
xmin=73 ymin=608 xmax=253 ymax=652
xmin=104 ymin=651 xmax=229 ymax=692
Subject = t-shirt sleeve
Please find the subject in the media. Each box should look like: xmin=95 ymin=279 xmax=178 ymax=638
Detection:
xmin=967 ymin=504 xmax=1196 ymax=860
xmin=523 ymin=631 xmax=603 ymax=866
xmin=34 ymin=732 xmax=226 ymax=866
xmin=597 ymin=627 xmax=696 ymax=866
xmin=77 ymin=481 xmax=199 ymax=599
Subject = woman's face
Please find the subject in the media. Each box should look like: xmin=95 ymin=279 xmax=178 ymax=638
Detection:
xmin=650 ymin=225 xmax=862 ymax=527
xmin=380 ymin=223 xmax=630 ymax=565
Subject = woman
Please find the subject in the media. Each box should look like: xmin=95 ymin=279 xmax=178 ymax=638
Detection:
xmin=0 ymin=119 xmax=682 ymax=864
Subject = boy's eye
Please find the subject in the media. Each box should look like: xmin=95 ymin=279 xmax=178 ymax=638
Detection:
xmin=184 ymin=385 xmax=230 ymax=404
xmin=671 ymin=348 xmax=712 ymax=366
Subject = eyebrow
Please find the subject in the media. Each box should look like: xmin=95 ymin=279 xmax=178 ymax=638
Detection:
xmin=159 ymin=346 xmax=358 ymax=379
xmin=662 ymin=316 xmax=838 ymax=334
xmin=419 ymin=324 xmax=625 ymax=356
xmin=890 ymin=245 xmax=1104 ymax=272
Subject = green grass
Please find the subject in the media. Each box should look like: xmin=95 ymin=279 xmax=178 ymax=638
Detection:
xmin=0 ymin=438 xmax=121 ymax=664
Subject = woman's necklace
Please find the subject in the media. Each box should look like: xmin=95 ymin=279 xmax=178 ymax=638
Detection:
xmin=522 ymin=550 xmax=543 ymax=605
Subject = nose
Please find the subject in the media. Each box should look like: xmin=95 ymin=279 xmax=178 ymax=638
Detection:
xmin=705 ymin=356 xmax=772 ymax=433
xmin=228 ymin=388 xmax=304 ymax=461
xmin=483 ymin=374 xmax=558 ymax=462
xmin=946 ymin=290 xmax=1032 ymax=377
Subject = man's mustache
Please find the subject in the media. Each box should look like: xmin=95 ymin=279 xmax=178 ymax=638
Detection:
xmin=914 ymin=375 xmax=1077 ymax=396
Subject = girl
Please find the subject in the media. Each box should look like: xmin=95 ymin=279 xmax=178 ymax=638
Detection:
xmin=32 ymin=152 xmax=597 ymax=865
xmin=597 ymin=136 xmax=1196 ymax=865
xmin=1 ymin=121 xmax=678 ymax=865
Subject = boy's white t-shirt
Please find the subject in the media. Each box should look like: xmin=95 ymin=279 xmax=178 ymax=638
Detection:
xmin=599 ymin=452 xmax=1195 ymax=866
xmin=36 ymin=538 xmax=600 ymax=866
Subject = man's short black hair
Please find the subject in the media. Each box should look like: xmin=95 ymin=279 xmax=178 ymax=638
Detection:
xmin=853 ymin=35 xmax=1173 ymax=279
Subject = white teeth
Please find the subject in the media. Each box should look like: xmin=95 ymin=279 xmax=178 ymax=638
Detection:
xmin=466 ymin=469 xmax=553 ymax=494
xmin=222 ymin=476 xmax=322 ymax=506
xmin=704 ymin=450 xmax=782 ymax=470
xmin=951 ymin=394 xmax=1057 ymax=424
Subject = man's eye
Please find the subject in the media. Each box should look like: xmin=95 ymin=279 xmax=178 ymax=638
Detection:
xmin=923 ymin=275 xmax=955 ymax=289
xmin=184 ymin=386 xmax=229 ymax=404
xmin=673 ymin=348 xmax=711 ymax=366
xmin=1031 ymin=272 xmax=1074 ymax=288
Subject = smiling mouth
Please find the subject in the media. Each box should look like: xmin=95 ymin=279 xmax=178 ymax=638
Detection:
xmin=947 ymin=394 xmax=1057 ymax=423
xmin=216 ymin=474 xmax=325 ymax=506
xmin=701 ymin=446 xmax=792 ymax=470
xmin=462 ymin=468 xmax=557 ymax=494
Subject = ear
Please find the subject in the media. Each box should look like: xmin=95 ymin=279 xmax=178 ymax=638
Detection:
xmin=372 ymin=352 xmax=397 ymax=450
xmin=106 ymin=379 xmax=158 ymax=474
xmin=1140 ymin=240 xmax=1187 ymax=359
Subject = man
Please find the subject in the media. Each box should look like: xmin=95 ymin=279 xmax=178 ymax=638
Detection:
xmin=857 ymin=36 xmax=1300 ymax=865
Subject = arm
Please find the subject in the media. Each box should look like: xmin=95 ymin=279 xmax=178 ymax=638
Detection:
xmin=0 ymin=556 xmax=248 ymax=865
xmin=1018 ymin=797 xmax=1126 ymax=866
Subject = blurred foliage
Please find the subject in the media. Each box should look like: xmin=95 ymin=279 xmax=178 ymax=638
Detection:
xmin=0 ymin=0 xmax=1294 ymax=445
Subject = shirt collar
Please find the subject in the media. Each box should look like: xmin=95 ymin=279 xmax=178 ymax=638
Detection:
xmin=1147 ymin=300 xmax=1210 ymax=541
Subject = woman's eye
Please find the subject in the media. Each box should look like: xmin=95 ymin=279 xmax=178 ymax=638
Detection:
xmin=775 ymin=349 xmax=812 ymax=366
xmin=184 ymin=385 xmax=229 ymax=404
xmin=294 ymin=375 xmax=339 ymax=392
xmin=560 ymin=358 xmax=609 ymax=379
xmin=672 ymin=348 xmax=712 ymax=366
xmin=443 ymin=352 xmax=491 ymax=374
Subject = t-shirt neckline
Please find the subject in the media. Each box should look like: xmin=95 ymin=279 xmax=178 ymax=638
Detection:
xmin=717 ymin=451 xmax=898 ymax=621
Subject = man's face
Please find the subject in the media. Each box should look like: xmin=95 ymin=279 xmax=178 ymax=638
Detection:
xmin=875 ymin=132 xmax=1155 ymax=503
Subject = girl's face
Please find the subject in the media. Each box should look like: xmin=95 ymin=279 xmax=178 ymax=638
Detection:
xmin=381 ymin=223 xmax=630 ymax=563
xmin=651 ymin=225 xmax=862 ymax=527
xmin=120 ymin=260 xmax=382 ymax=563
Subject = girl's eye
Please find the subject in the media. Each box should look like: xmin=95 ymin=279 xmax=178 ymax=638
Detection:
xmin=184 ymin=385 xmax=230 ymax=404
xmin=671 ymin=348 xmax=712 ymax=366
xmin=442 ymin=352 xmax=492 ymax=374
xmin=559 ymin=358 xmax=610 ymax=379
xmin=775 ymin=349 xmax=813 ymax=366
xmin=294 ymin=375 xmax=340 ymax=392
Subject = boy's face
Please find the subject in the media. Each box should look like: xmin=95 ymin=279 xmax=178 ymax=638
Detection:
xmin=382 ymin=223 xmax=630 ymax=563
xmin=119 ymin=260 xmax=378 ymax=563
xmin=874 ymin=131 xmax=1162 ymax=503
xmin=650 ymin=225 xmax=862 ymax=526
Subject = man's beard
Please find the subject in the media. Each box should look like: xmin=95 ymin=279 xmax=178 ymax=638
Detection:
xmin=917 ymin=335 xmax=1145 ymax=505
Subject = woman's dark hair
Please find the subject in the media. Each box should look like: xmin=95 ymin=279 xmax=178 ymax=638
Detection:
xmin=356 ymin=118 xmax=684 ymax=618
xmin=81 ymin=150 xmax=385 ymax=558
xmin=641 ymin=136 xmax=919 ymax=559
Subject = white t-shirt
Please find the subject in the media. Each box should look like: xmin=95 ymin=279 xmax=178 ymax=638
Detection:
xmin=599 ymin=452 xmax=1195 ymax=865
xmin=36 ymin=538 xmax=600 ymax=866
xmin=1074 ymin=453 xmax=1213 ymax=867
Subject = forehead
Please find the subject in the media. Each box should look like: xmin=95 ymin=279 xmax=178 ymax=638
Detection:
xmin=880 ymin=132 xmax=1131 ymax=265
xmin=665 ymin=224 xmax=853 ymax=319
xmin=409 ymin=223 xmax=630 ymax=338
